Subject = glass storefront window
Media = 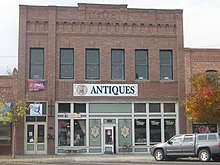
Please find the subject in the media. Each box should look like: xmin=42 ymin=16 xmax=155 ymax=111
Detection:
xmin=193 ymin=124 xmax=217 ymax=133
xmin=150 ymin=119 xmax=161 ymax=144
xmin=134 ymin=103 xmax=146 ymax=113
xmin=135 ymin=119 xmax=146 ymax=145
xmin=58 ymin=103 xmax=70 ymax=113
xmin=0 ymin=122 xmax=11 ymax=146
xmin=74 ymin=119 xmax=86 ymax=146
xmin=58 ymin=119 xmax=70 ymax=146
xmin=164 ymin=119 xmax=176 ymax=141
xmin=164 ymin=103 xmax=175 ymax=113
xmin=149 ymin=103 xmax=160 ymax=113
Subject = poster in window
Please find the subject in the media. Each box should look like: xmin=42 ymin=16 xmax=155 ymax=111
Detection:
xmin=30 ymin=104 xmax=43 ymax=116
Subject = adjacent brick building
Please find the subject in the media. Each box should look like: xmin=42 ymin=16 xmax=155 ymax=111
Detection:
xmin=185 ymin=48 xmax=220 ymax=133
xmin=0 ymin=69 xmax=17 ymax=155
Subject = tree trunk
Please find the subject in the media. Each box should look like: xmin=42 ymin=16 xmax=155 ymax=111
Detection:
xmin=12 ymin=124 xmax=16 ymax=158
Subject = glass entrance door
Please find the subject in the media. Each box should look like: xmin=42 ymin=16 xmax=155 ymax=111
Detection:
xmin=25 ymin=123 xmax=47 ymax=154
xmin=103 ymin=126 xmax=116 ymax=154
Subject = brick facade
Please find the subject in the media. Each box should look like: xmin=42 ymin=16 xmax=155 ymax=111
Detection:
xmin=15 ymin=3 xmax=208 ymax=155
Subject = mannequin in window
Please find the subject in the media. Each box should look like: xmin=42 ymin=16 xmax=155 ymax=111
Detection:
xmin=74 ymin=133 xmax=81 ymax=146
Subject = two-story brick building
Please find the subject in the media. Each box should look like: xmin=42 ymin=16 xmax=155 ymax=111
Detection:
xmin=16 ymin=3 xmax=195 ymax=155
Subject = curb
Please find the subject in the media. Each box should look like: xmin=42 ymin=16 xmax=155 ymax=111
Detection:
xmin=0 ymin=154 xmax=153 ymax=164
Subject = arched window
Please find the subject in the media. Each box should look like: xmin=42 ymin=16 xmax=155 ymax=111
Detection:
xmin=206 ymin=70 xmax=217 ymax=73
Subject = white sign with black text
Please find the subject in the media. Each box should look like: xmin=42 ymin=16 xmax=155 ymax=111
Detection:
xmin=73 ymin=84 xmax=138 ymax=96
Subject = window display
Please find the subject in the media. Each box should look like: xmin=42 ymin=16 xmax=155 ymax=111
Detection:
xmin=74 ymin=119 xmax=86 ymax=146
xmin=58 ymin=119 xmax=70 ymax=146
xmin=164 ymin=119 xmax=176 ymax=141
xmin=135 ymin=119 xmax=146 ymax=145
xmin=150 ymin=119 xmax=161 ymax=144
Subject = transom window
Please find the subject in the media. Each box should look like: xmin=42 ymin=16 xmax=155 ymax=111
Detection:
xmin=149 ymin=103 xmax=161 ymax=113
xmin=30 ymin=48 xmax=44 ymax=79
xmin=164 ymin=103 xmax=175 ymax=113
xmin=60 ymin=48 xmax=74 ymax=79
xmin=26 ymin=102 xmax=47 ymax=122
xmin=160 ymin=50 xmax=173 ymax=80
xmin=134 ymin=103 xmax=146 ymax=113
xmin=135 ymin=50 xmax=148 ymax=80
xmin=111 ymin=49 xmax=124 ymax=80
xmin=86 ymin=49 xmax=100 ymax=79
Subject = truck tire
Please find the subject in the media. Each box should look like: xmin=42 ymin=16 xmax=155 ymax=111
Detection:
xmin=198 ymin=149 xmax=210 ymax=162
xmin=154 ymin=149 xmax=164 ymax=161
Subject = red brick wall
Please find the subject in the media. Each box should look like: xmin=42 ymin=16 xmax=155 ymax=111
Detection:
xmin=0 ymin=69 xmax=17 ymax=155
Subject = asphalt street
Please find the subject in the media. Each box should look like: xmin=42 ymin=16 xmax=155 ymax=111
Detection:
xmin=1 ymin=154 xmax=220 ymax=165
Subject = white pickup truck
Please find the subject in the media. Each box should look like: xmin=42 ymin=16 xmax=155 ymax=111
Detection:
xmin=150 ymin=133 xmax=220 ymax=162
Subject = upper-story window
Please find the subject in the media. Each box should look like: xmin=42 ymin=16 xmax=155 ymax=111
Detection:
xmin=135 ymin=50 xmax=148 ymax=80
xmin=86 ymin=49 xmax=100 ymax=79
xmin=60 ymin=48 xmax=74 ymax=79
xmin=206 ymin=70 xmax=218 ymax=73
xmin=206 ymin=70 xmax=218 ymax=85
xmin=30 ymin=48 xmax=44 ymax=79
xmin=111 ymin=49 xmax=124 ymax=80
xmin=160 ymin=50 xmax=173 ymax=80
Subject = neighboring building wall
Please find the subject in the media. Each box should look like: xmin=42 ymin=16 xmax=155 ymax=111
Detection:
xmin=185 ymin=48 xmax=220 ymax=133
xmin=0 ymin=69 xmax=18 ymax=155
xmin=18 ymin=3 xmax=185 ymax=154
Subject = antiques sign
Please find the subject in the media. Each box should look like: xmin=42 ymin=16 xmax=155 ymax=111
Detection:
xmin=73 ymin=84 xmax=138 ymax=96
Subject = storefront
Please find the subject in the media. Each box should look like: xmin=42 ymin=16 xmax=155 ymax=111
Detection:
xmin=55 ymin=102 xmax=178 ymax=154
xmin=24 ymin=102 xmax=47 ymax=154
xmin=0 ymin=102 xmax=12 ymax=155
xmin=55 ymin=84 xmax=179 ymax=154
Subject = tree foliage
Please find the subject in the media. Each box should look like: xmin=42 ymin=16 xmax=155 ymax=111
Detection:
xmin=0 ymin=95 xmax=29 ymax=158
xmin=185 ymin=72 xmax=220 ymax=124
xmin=0 ymin=96 xmax=29 ymax=126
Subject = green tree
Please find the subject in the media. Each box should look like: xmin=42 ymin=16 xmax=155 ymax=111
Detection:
xmin=185 ymin=72 xmax=220 ymax=124
xmin=0 ymin=96 xmax=29 ymax=158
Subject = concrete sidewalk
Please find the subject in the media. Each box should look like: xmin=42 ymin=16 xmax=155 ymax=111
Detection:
xmin=0 ymin=153 xmax=153 ymax=164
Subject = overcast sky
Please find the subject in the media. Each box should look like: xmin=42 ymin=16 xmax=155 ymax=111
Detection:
xmin=0 ymin=0 xmax=220 ymax=75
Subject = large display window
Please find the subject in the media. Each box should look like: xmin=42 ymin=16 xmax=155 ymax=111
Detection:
xmin=135 ymin=119 xmax=146 ymax=145
xmin=164 ymin=119 xmax=176 ymax=141
xmin=74 ymin=119 xmax=86 ymax=146
xmin=150 ymin=119 xmax=161 ymax=144
xmin=58 ymin=119 xmax=70 ymax=146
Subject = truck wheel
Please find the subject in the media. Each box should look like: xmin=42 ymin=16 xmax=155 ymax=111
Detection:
xmin=198 ymin=149 xmax=210 ymax=162
xmin=154 ymin=149 xmax=164 ymax=161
